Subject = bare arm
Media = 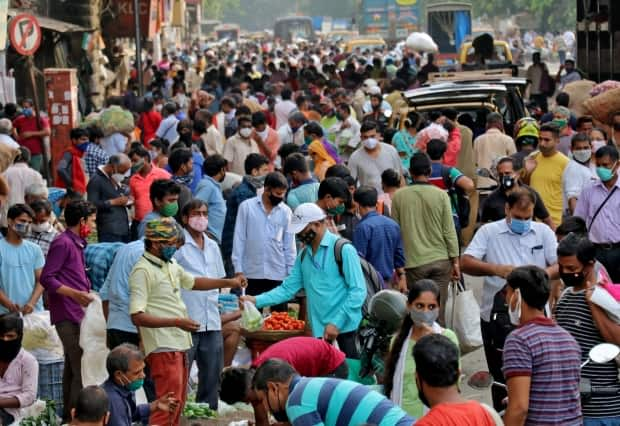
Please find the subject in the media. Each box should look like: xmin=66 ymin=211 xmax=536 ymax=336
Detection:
xmin=461 ymin=254 xmax=512 ymax=278
xmin=456 ymin=175 xmax=475 ymax=193
xmin=131 ymin=312 xmax=179 ymax=328
xmin=589 ymin=300 xmax=620 ymax=345
xmin=0 ymin=397 xmax=20 ymax=409
xmin=504 ymin=376 xmax=531 ymax=426
xmin=193 ymin=275 xmax=244 ymax=291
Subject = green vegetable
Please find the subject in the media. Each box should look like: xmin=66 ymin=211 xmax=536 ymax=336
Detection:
xmin=182 ymin=402 xmax=216 ymax=419
xmin=20 ymin=400 xmax=59 ymax=426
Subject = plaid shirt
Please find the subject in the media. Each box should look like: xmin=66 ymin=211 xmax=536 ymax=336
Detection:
xmin=84 ymin=242 xmax=124 ymax=291
xmin=27 ymin=228 xmax=59 ymax=258
xmin=84 ymin=143 xmax=110 ymax=177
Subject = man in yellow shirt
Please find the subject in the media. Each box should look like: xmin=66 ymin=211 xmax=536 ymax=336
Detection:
xmin=524 ymin=123 xmax=569 ymax=228
xmin=129 ymin=218 xmax=245 ymax=425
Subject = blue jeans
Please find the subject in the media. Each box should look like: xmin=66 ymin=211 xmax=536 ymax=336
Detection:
xmin=583 ymin=417 xmax=620 ymax=426
xmin=187 ymin=331 xmax=223 ymax=409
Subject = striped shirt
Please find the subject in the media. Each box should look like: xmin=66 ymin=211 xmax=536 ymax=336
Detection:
xmin=555 ymin=288 xmax=620 ymax=418
xmin=502 ymin=317 xmax=582 ymax=425
xmin=286 ymin=376 xmax=415 ymax=426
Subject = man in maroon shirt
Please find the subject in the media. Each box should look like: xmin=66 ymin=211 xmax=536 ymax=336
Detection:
xmin=12 ymin=99 xmax=51 ymax=173
xmin=220 ymin=336 xmax=347 ymax=426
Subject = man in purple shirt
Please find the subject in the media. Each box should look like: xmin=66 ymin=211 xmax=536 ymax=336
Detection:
xmin=575 ymin=145 xmax=620 ymax=282
xmin=41 ymin=200 xmax=97 ymax=422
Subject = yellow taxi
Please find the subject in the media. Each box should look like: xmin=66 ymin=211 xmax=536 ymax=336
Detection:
xmin=344 ymin=37 xmax=387 ymax=53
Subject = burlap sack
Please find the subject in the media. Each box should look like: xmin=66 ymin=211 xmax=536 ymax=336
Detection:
xmin=0 ymin=143 xmax=19 ymax=174
xmin=584 ymin=87 xmax=620 ymax=124
xmin=563 ymin=79 xmax=595 ymax=118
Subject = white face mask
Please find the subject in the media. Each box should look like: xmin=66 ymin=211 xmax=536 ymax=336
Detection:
xmin=508 ymin=289 xmax=522 ymax=326
xmin=239 ymin=128 xmax=252 ymax=139
xmin=572 ymin=148 xmax=592 ymax=164
xmin=592 ymin=140 xmax=607 ymax=153
xmin=112 ymin=173 xmax=126 ymax=185
xmin=257 ymin=128 xmax=269 ymax=140
xmin=363 ymin=137 xmax=379 ymax=150
xmin=31 ymin=222 xmax=51 ymax=233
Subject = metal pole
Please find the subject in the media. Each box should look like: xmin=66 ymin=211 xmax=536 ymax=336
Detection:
xmin=27 ymin=57 xmax=51 ymax=184
xmin=133 ymin=0 xmax=143 ymax=96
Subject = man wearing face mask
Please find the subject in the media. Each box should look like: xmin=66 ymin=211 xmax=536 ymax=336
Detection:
xmin=129 ymin=218 xmax=246 ymax=425
xmin=462 ymin=188 xmax=558 ymax=411
xmin=0 ymin=313 xmax=38 ymax=426
xmin=348 ymin=120 xmax=402 ymax=194
xmin=0 ymin=204 xmax=44 ymax=315
xmin=103 ymin=343 xmax=179 ymax=426
xmin=481 ymin=157 xmax=553 ymax=227
xmin=233 ymin=172 xmax=295 ymax=311
xmin=563 ymin=133 xmax=598 ymax=216
xmin=41 ymin=200 xmax=97 ymax=422
xmin=137 ymin=179 xmax=181 ymax=239
xmin=252 ymin=111 xmax=280 ymax=171
xmin=277 ymin=111 xmax=306 ymax=147
xmin=12 ymin=98 xmax=51 ymax=173
xmin=87 ymin=154 xmax=132 ymax=243
xmin=223 ymin=116 xmax=260 ymax=176
xmin=242 ymin=202 xmax=365 ymax=358
xmin=502 ymin=266 xmax=582 ymax=426
xmin=56 ymin=127 xmax=91 ymax=197
xmin=555 ymin=234 xmax=620 ymax=424
xmin=168 ymin=147 xmax=194 ymax=220
xmin=575 ymin=145 xmax=620 ymax=283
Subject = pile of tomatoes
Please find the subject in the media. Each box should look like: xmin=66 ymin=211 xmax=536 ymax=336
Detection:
xmin=263 ymin=312 xmax=305 ymax=331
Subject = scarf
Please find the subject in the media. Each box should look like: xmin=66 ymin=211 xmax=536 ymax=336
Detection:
xmin=55 ymin=146 xmax=86 ymax=194
xmin=245 ymin=174 xmax=265 ymax=190
xmin=391 ymin=322 xmax=442 ymax=407
xmin=309 ymin=140 xmax=337 ymax=176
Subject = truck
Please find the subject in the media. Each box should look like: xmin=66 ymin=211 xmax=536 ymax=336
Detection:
xmin=426 ymin=1 xmax=472 ymax=68
xmin=358 ymin=0 xmax=421 ymax=43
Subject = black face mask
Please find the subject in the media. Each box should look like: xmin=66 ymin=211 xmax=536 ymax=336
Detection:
xmin=560 ymin=270 xmax=586 ymax=287
xmin=268 ymin=194 xmax=284 ymax=207
xmin=297 ymin=229 xmax=316 ymax=245
xmin=416 ymin=379 xmax=430 ymax=408
xmin=614 ymin=123 xmax=620 ymax=131
xmin=500 ymin=175 xmax=515 ymax=190
xmin=0 ymin=336 xmax=22 ymax=362
xmin=267 ymin=387 xmax=288 ymax=422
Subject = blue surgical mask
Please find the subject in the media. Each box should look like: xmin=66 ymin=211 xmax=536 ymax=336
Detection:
xmin=509 ymin=217 xmax=531 ymax=234
xmin=22 ymin=108 xmax=33 ymax=118
xmin=160 ymin=245 xmax=177 ymax=262
xmin=76 ymin=142 xmax=89 ymax=152
xmin=596 ymin=162 xmax=617 ymax=182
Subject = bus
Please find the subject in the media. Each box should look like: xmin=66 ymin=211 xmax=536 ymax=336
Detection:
xmin=200 ymin=20 xmax=221 ymax=40
xmin=274 ymin=16 xmax=316 ymax=43
xmin=215 ymin=23 xmax=240 ymax=41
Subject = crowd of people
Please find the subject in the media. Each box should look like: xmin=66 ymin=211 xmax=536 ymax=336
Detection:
xmin=0 ymin=38 xmax=619 ymax=426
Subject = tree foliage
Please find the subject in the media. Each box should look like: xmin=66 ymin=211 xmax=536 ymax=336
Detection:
xmin=470 ymin=0 xmax=576 ymax=32
xmin=202 ymin=0 xmax=240 ymax=20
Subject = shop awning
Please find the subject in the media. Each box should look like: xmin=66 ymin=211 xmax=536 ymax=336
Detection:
xmin=8 ymin=8 xmax=91 ymax=33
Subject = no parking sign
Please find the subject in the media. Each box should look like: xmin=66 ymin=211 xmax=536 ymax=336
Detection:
xmin=8 ymin=13 xmax=41 ymax=56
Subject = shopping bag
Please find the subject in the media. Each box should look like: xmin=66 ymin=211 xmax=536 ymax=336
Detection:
xmin=445 ymin=280 xmax=483 ymax=354
xmin=241 ymin=301 xmax=263 ymax=331
xmin=22 ymin=310 xmax=64 ymax=362
xmin=79 ymin=294 xmax=110 ymax=386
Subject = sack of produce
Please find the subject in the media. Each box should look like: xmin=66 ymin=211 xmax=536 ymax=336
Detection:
xmin=22 ymin=311 xmax=64 ymax=361
xmin=563 ymin=80 xmax=595 ymax=117
xmin=241 ymin=301 xmax=263 ymax=331
xmin=100 ymin=105 xmax=134 ymax=136
xmin=584 ymin=87 xmax=620 ymax=124
xmin=590 ymin=80 xmax=620 ymax=97
xmin=406 ymin=32 xmax=438 ymax=52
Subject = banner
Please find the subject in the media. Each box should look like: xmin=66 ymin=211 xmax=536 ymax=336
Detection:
xmin=0 ymin=0 xmax=8 ymax=49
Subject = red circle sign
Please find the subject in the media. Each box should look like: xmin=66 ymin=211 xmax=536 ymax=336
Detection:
xmin=8 ymin=14 xmax=42 ymax=56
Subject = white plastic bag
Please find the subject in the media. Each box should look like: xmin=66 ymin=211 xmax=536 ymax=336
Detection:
xmin=406 ymin=32 xmax=438 ymax=52
xmin=79 ymin=294 xmax=110 ymax=386
xmin=445 ymin=280 xmax=483 ymax=354
xmin=240 ymin=301 xmax=263 ymax=331
xmin=22 ymin=311 xmax=64 ymax=362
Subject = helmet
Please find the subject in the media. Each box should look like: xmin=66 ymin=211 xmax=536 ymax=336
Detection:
xmin=368 ymin=290 xmax=408 ymax=335
xmin=515 ymin=118 xmax=539 ymax=141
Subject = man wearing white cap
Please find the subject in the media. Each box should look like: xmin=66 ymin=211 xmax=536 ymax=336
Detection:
xmin=241 ymin=203 xmax=366 ymax=359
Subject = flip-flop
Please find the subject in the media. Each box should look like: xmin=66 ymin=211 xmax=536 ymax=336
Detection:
xmin=467 ymin=371 xmax=493 ymax=389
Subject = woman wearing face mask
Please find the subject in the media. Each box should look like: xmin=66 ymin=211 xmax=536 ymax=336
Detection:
xmin=590 ymin=127 xmax=609 ymax=153
xmin=383 ymin=279 xmax=459 ymax=418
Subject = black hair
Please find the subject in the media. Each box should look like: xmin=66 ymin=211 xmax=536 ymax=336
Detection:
xmin=404 ymin=112 xmax=420 ymax=129
xmin=497 ymin=156 xmax=515 ymax=170
xmin=384 ymin=279 xmax=440 ymax=397
xmin=595 ymin=145 xmax=619 ymax=162
xmin=318 ymin=177 xmax=350 ymax=203
xmin=409 ymin=152 xmax=432 ymax=177
xmin=70 ymin=127 xmax=89 ymax=140
xmin=87 ymin=126 xmax=104 ymax=140
xmin=556 ymin=216 xmax=587 ymax=238
xmin=283 ymin=153 xmax=308 ymax=175
xmin=576 ymin=115 xmax=593 ymax=129
xmin=506 ymin=265 xmax=550 ymax=311
xmin=429 ymin=111 xmax=442 ymax=122
xmin=442 ymin=108 xmax=458 ymax=121
xmin=238 ymin=115 xmax=252 ymax=127
xmin=383 ymin=128 xmax=397 ymax=145
xmin=64 ymin=200 xmax=96 ymax=227
xmin=413 ymin=334 xmax=460 ymax=387
xmin=252 ymin=359 xmax=297 ymax=391
xmin=305 ymin=121 xmax=323 ymax=138
xmin=555 ymin=92 xmax=570 ymax=107
xmin=506 ymin=187 xmax=536 ymax=208
xmin=203 ymin=154 xmax=227 ymax=177
xmin=325 ymin=164 xmax=352 ymax=180
xmin=570 ymin=132 xmax=590 ymax=149
xmin=181 ymin=199 xmax=207 ymax=219
xmin=281 ymin=88 xmax=292 ymax=100
xmin=354 ymin=185 xmax=378 ymax=207
xmin=29 ymin=199 xmax=53 ymax=215
xmin=244 ymin=153 xmax=269 ymax=175
xmin=221 ymin=97 xmax=235 ymax=108
xmin=0 ymin=312 xmax=23 ymax=337
xmin=251 ymin=111 xmax=267 ymax=127
xmin=162 ymin=102 xmax=177 ymax=115
xmin=264 ymin=172 xmax=289 ymax=190
xmin=15 ymin=146 xmax=31 ymax=163
xmin=129 ymin=145 xmax=150 ymax=160
xmin=150 ymin=139 xmax=170 ymax=156
xmin=540 ymin=122 xmax=560 ymax=138
xmin=221 ymin=368 xmax=254 ymax=404
xmin=557 ymin=232 xmax=597 ymax=265
xmin=427 ymin=139 xmax=447 ymax=161
xmin=73 ymin=386 xmax=109 ymax=422
xmin=278 ymin=143 xmax=301 ymax=162
xmin=360 ymin=120 xmax=377 ymax=134
xmin=106 ymin=343 xmax=144 ymax=377
xmin=168 ymin=147 xmax=193 ymax=174
xmin=382 ymin=169 xmax=401 ymax=188
xmin=149 ymin=179 xmax=181 ymax=204
xmin=7 ymin=203 xmax=35 ymax=220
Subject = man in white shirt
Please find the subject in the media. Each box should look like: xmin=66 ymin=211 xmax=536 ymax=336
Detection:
xmin=232 ymin=172 xmax=296 ymax=311
xmin=195 ymin=110 xmax=223 ymax=156
xmin=3 ymin=148 xmax=45 ymax=206
xmin=274 ymin=88 xmax=297 ymax=130
xmin=223 ymin=116 xmax=260 ymax=176
xmin=277 ymin=111 xmax=306 ymax=147
xmin=175 ymin=200 xmax=227 ymax=409
xmin=563 ymin=133 xmax=598 ymax=215
xmin=0 ymin=119 xmax=19 ymax=150
xmin=156 ymin=103 xmax=180 ymax=144
xmin=332 ymin=103 xmax=361 ymax=161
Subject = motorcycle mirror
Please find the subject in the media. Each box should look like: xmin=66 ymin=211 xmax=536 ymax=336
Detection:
xmin=476 ymin=168 xmax=493 ymax=178
xmin=589 ymin=343 xmax=620 ymax=364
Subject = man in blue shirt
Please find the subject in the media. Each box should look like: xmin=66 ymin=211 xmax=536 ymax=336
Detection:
xmin=283 ymin=153 xmax=319 ymax=210
xmin=103 ymin=343 xmax=178 ymax=426
xmin=252 ymin=359 xmax=415 ymax=426
xmin=242 ymin=203 xmax=366 ymax=359
xmin=353 ymin=186 xmax=406 ymax=291
xmin=194 ymin=155 xmax=227 ymax=242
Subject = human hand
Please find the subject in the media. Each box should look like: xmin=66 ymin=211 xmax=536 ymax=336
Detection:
xmin=398 ymin=275 xmax=408 ymax=294
xmin=21 ymin=303 xmax=35 ymax=315
xmin=114 ymin=196 xmax=129 ymax=206
xmin=4 ymin=302 xmax=20 ymax=313
xmin=525 ymin=157 xmax=538 ymax=173
xmin=239 ymin=295 xmax=256 ymax=307
xmin=231 ymin=274 xmax=248 ymax=289
xmin=72 ymin=290 xmax=94 ymax=307
xmin=323 ymin=323 xmax=339 ymax=342
xmin=451 ymin=261 xmax=461 ymax=281
xmin=154 ymin=392 xmax=180 ymax=413
xmin=20 ymin=131 xmax=34 ymax=139
xmin=494 ymin=264 xmax=514 ymax=279
xmin=175 ymin=318 xmax=200 ymax=332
